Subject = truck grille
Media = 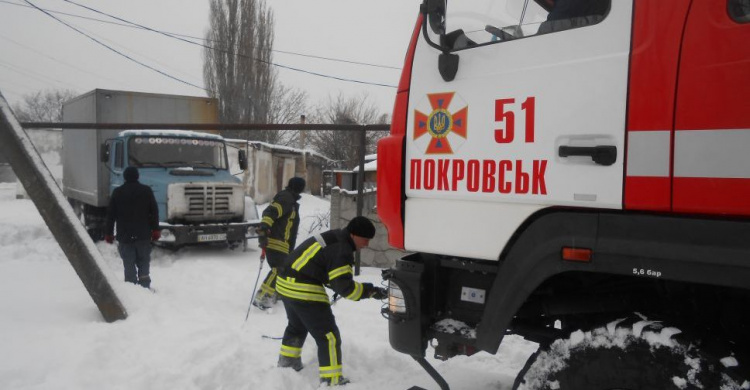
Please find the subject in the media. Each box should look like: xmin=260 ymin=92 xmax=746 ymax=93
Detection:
xmin=184 ymin=185 xmax=235 ymax=218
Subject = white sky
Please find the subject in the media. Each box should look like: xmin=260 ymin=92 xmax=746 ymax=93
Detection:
xmin=0 ymin=0 xmax=421 ymax=117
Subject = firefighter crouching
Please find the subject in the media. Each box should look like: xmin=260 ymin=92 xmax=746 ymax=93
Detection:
xmin=276 ymin=216 xmax=387 ymax=386
xmin=253 ymin=177 xmax=305 ymax=309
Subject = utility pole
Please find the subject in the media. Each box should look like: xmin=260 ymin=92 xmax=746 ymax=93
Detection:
xmin=0 ymin=92 xmax=127 ymax=323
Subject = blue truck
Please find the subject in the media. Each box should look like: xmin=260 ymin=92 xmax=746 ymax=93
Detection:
xmin=62 ymin=89 xmax=256 ymax=248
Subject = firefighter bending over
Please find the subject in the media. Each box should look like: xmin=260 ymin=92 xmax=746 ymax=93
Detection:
xmin=276 ymin=216 xmax=387 ymax=386
xmin=253 ymin=177 xmax=305 ymax=309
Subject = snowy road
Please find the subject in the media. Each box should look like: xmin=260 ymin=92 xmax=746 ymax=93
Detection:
xmin=0 ymin=184 xmax=536 ymax=390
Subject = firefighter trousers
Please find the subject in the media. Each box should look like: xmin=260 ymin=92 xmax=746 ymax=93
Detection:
xmin=280 ymin=297 xmax=343 ymax=384
xmin=258 ymin=250 xmax=287 ymax=298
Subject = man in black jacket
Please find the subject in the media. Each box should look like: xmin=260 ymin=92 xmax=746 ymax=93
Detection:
xmin=253 ymin=177 xmax=305 ymax=309
xmin=105 ymin=167 xmax=159 ymax=288
xmin=275 ymin=216 xmax=387 ymax=386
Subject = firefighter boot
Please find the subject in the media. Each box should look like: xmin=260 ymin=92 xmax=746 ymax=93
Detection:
xmin=252 ymin=290 xmax=271 ymax=310
xmin=320 ymin=376 xmax=351 ymax=386
xmin=277 ymin=355 xmax=303 ymax=371
xmin=278 ymin=337 xmax=304 ymax=371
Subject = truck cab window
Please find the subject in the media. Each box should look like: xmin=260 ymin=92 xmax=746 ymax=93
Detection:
xmin=128 ymin=137 xmax=227 ymax=170
xmin=444 ymin=0 xmax=610 ymax=47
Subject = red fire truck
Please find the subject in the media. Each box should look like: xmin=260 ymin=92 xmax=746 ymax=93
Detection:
xmin=378 ymin=0 xmax=749 ymax=388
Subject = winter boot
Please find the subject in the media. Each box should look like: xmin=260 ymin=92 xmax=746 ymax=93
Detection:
xmin=252 ymin=291 xmax=271 ymax=310
xmin=277 ymin=356 xmax=303 ymax=371
xmin=137 ymin=275 xmax=151 ymax=289
xmin=320 ymin=376 xmax=350 ymax=386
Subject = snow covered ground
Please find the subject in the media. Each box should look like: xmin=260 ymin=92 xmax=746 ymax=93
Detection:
xmin=0 ymin=183 xmax=537 ymax=390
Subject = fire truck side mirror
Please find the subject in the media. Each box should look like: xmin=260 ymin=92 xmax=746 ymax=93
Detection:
xmin=424 ymin=0 xmax=446 ymax=35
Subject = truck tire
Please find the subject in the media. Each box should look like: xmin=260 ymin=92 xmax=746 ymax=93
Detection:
xmin=514 ymin=317 xmax=747 ymax=390
xmin=69 ymin=199 xmax=107 ymax=242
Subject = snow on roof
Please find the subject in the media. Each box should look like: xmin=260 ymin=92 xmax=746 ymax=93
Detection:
xmin=119 ymin=129 xmax=224 ymax=140
xmin=352 ymin=159 xmax=377 ymax=172
xmin=224 ymin=139 xmax=333 ymax=162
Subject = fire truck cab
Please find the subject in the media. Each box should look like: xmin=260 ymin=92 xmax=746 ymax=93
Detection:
xmin=378 ymin=0 xmax=750 ymax=388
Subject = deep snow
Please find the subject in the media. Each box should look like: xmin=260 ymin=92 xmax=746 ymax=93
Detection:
xmin=0 ymin=184 xmax=537 ymax=390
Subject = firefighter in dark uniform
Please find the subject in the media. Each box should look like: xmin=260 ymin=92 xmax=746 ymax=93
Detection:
xmin=253 ymin=177 xmax=306 ymax=309
xmin=276 ymin=216 xmax=387 ymax=386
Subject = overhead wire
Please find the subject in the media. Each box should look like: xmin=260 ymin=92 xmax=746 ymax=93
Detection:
xmin=21 ymin=0 xmax=208 ymax=92
xmin=0 ymin=58 xmax=79 ymax=89
xmin=0 ymin=79 xmax=28 ymax=97
xmin=0 ymin=0 xmax=400 ymax=70
xmin=0 ymin=33 xmax=132 ymax=88
xmin=60 ymin=0 xmax=398 ymax=87
xmin=70 ymin=21 xmax=202 ymax=85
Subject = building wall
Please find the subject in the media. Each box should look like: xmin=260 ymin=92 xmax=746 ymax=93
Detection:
xmin=230 ymin=142 xmax=327 ymax=205
xmin=329 ymin=187 xmax=408 ymax=268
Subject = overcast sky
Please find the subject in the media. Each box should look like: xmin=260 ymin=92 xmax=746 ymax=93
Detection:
xmin=0 ymin=0 xmax=421 ymax=118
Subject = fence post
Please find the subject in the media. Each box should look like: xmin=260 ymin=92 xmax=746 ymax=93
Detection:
xmin=0 ymin=92 xmax=127 ymax=323
xmin=299 ymin=115 xmax=308 ymax=184
xmin=354 ymin=127 xmax=366 ymax=275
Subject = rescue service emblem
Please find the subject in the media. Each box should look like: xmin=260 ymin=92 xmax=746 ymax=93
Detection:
xmin=413 ymin=92 xmax=468 ymax=154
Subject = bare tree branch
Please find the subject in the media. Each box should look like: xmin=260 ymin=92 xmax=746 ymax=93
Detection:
xmin=12 ymin=89 xmax=78 ymax=123
xmin=307 ymin=92 xmax=389 ymax=169
xmin=203 ymin=0 xmax=306 ymax=144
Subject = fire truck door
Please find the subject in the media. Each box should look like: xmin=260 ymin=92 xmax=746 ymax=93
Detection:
xmin=407 ymin=0 xmax=633 ymax=209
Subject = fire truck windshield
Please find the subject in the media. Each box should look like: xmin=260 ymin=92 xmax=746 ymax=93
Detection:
xmin=443 ymin=0 xmax=609 ymax=46
xmin=127 ymin=136 xmax=227 ymax=170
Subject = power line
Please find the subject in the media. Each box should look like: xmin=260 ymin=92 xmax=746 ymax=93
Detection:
xmin=0 ymin=33 xmax=129 ymax=88
xmin=0 ymin=0 xmax=400 ymax=70
xmin=0 ymin=82 xmax=27 ymax=97
xmin=60 ymin=0 xmax=398 ymax=87
xmin=22 ymin=0 xmax=208 ymax=92
xmin=0 ymin=59 xmax=79 ymax=89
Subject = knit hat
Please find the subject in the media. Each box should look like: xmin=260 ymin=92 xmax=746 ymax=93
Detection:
xmin=346 ymin=216 xmax=375 ymax=239
xmin=287 ymin=177 xmax=306 ymax=194
xmin=124 ymin=167 xmax=139 ymax=182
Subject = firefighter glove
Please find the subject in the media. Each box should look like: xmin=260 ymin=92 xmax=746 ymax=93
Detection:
xmin=362 ymin=283 xmax=388 ymax=300
xmin=256 ymin=226 xmax=269 ymax=249
xmin=151 ymin=230 xmax=161 ymax=242
xmin=104 ymin=235 xmax=114 ymax=244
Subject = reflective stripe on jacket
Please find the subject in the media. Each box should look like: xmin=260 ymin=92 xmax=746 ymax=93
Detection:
xmin=260 ymin=189 xmax=300 ymax=254
xmin=278 ymin=229 xmax=364 ymax=303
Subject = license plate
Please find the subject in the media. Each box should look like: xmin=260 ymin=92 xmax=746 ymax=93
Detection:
xmin=198 ymin=233 xmax=227 ymax=242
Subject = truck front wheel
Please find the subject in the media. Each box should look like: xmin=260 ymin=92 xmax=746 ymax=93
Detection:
xmin=514 ymin=317 xmax=746 ymax=390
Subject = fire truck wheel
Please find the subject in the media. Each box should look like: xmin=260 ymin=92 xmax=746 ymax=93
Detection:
xmin=514 ymin=318 xmax=746 ymax=390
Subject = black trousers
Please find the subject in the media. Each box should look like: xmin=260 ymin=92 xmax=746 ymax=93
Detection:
xmin=259 ymin=250 xmax=287 ymax=295
xmin=280 ymin=298 xmax=343 ymax=382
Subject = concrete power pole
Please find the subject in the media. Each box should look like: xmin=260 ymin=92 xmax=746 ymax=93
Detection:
xmin=0 ymin=92 xmax=127 ymax=323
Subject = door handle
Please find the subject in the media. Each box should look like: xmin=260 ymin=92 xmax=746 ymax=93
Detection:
xmin=558 ymin=145 xmax=617 ymax=166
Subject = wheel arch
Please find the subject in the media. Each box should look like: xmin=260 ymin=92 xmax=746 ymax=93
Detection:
xmin=475 ymin=209 xmax=750 ymax=353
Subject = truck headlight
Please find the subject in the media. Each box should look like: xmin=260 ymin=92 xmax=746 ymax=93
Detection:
xmin=160 ymin=229 xmax=176 ymax=242
xmin=388 ymin=280 xmax=407 ymax=314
